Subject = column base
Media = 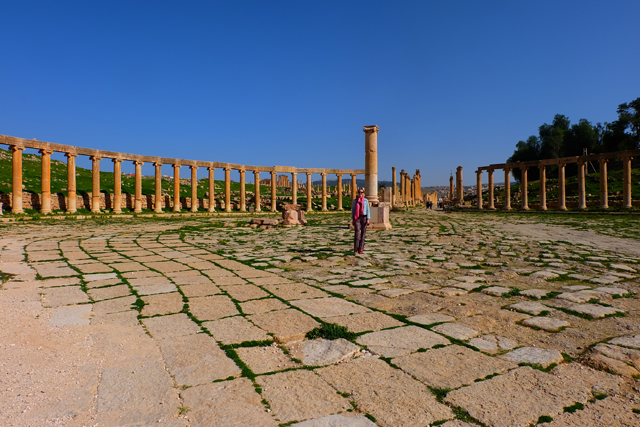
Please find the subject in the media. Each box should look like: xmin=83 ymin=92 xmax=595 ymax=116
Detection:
xmin=154 ymin=210 xmax=163 ymax=214
xmin=368 ymin=202 xmax=392 ymax=230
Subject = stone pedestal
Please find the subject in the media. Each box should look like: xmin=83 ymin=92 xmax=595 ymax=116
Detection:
xmin=362 ymin=125 xmax=391 ymax=230
xmin=367 ymin=202 xmax=392 ymax=230
xmin=282 ymin=204 xmax=306 ymax=226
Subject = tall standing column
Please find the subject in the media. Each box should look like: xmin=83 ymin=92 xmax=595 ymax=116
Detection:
xmin=134 ymin=161 xmax=144 ymax=213
xmin=291 ymin=172 xmax=297 ymax=205
xmin=476 ymin=170 xmax=483 ymax=209
xmin=154 ymin=163 xmax=163 ymax=213
xmin=173 ymin=164 xmax=181 ymax=212
xmin=39 ymin=149 xmax=52 ymax=214
xmin=270 ymin=171 xmax=277 ymax=212
xmin=456 ymin=166 xmax=463 ymax=203
xmin=503 ymin=168 xmax=511 ymax=210
xmin=449 ymin=175 xmax=454 ymax=201
xmin=336 ymin=174 xmax=343 ymax=210
xmin=350 ymin=174 xmax=357 ymax=201
xmin=189 ymin=166 xmax=198 ymax=212
xmin=65 ymin=153 xmax=77 ymax=213
xmin=539 ymin=165 xmax=547 ymax=210
xmin=521 ymin=166 xmax=529 ymax=210
xmin=10 ymin=146 xmax=24 ymax=213
xmin=224 ymin=167 xmax=231 ymax=212
xmin=487 ymin=168 xmax=495 ymax=210
xmin=112 ymin=159 xmax=122 ymax=213
xmin=363 ymin=125 xmax=379 ymax=203
xmin=577 ymin=161 xmax=586 ymax=210
xmin=623 ymin=156 xmax=633 ymax=209
xmin=306 ymin=173 xmax=313 ymax=212
xmin=321 ymin=172 xmax=327 ymax=211
xmin=599 ymin=158 xmax=608 ymax=209
xmin=254 ymin=171 xmax=261 ymax=212
xmin=239 ymin=169 xmax=246 ymax=212
xmin=391 ymin=166 xmax=397 ymax=205
xmin=208 ymin=167 xmax=215 ymax=212
xmin=90 ymin=156 xmax=102 ymax=213
xmin=411 ymin=178 xmax=415 ymax=205
xmin=557 ymin=163 xmax=566 ymax=210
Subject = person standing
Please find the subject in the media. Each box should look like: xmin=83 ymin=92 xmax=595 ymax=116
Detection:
xmin=351 ymin=188 xmax=370 ymax=254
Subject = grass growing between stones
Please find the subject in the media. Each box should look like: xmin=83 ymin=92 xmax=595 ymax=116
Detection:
xmin=563 ymin=402 xmax=584 ymax=413
xmin=537 ymin=415 xmax=554 ymax=424
xmin=518 ymin=362 xmax=558 ymax=372
xmin=306 ymin=323 xmax=357 ymax=341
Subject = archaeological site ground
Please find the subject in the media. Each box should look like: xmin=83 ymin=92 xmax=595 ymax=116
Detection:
xmin=1 ymin=209 xmax=640 ymax=427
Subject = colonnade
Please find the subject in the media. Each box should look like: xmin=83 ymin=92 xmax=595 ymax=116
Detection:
xmin=1 ymin=134 xmax=364 ymax=214
xmin=474 ymin=150 xmax=639 ymax=210
xmin=392 ymin=168 xmax=421 ymax=206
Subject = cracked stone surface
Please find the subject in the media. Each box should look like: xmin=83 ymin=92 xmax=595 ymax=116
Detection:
xmin=2 ymin=210 xmax=640 ymax=426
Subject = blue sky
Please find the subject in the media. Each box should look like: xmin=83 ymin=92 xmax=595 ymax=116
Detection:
xmin=2 ymin=1 xmax=639 ymax=185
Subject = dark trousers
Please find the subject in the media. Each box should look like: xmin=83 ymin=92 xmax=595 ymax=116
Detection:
xmin=354 ymin=216 xmax=367 ymax=252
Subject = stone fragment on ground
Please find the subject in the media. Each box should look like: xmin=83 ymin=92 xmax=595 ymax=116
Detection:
xmin=407 ymin=313 xmax=455 ymax=325
xmin=287 ymin=338 xmax=359 ymax=366
xmin=431 ymin=323 xmax=479 ymax=341
xmin=508 ymin=301 xmax=549 ymax=315
xmin=522 ymin=317 xmax=570 ymax=332
xmin=566 ymin=303 xmax=622 ymax=319
xmin=609 ymin=334 xmax=640 ymax=349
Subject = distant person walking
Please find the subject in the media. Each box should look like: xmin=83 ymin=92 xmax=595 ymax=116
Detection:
xmin=351 ymin=188 xmax=370 ymax=254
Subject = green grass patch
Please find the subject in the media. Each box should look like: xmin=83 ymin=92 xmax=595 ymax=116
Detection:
xmin=501 ymin=287 xmax=521 ymax=298
xmin=177 ymin=406 xmax=191 ymax=415
xmin=537 ymin=415 xmax=553 ymax=423
xmin=563 ymin=402 xmax=584 ymax=413
xmin=306 ymin=323 xmax=357 ymax=341
xmin=364 ymin=414 xmax=377 ymax=423
xmin=427 ymin=386 xmax=451 ymax=402
xmin=518 ymin=362 xmax=557 ymax=372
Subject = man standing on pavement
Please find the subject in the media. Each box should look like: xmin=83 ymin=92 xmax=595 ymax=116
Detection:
xmin=351 ymin=188 xmax=370 ymax=254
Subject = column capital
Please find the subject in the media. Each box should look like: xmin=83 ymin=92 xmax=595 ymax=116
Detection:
xmin=207 ymin=166 xmax=214 ymax=171
xmin=173 ymin=163 xmax=181 ymax=168
xmin=350 ymin=173 xmax=357 ymax=178
xmin=189 ymin=165 xmax=197 ymax=170
xmin=134 ymin=160 xmax=144 ymax=166
xmin=153 ymin=162 xmax=163 ymax=167
xmin=335 ymin=173 xmax=342 ymax=177
xmin=271 ymin=171 xmax=277 ymax=176
xmin=320 ymin=172 xmax=326 ymax=176
xmin=306 ymin=172 xmax=312 ymax=177
xmin=9 ymin=145 xmax=25 ymax=152
xmin=112 ymin=158 xmax=123 ymax=164
xmin=519 ymin=165 xmax=528 ymax=171
xmin=598 ymin=155 xmax=609 ymax=163
xmin=363 ymin=125 xmax=379 ymax=134
xmin=239 ymin=169 xmax=246 ymax=174
xmin=65 ymin=152 xmax=78 ymax=158
xmin=39 ymin=149 xmax=53 ymax=155
xmin=223 ymin=167 xmax=231 ymax=172
xmin=90 ymin=156 xmax=102 ymax=161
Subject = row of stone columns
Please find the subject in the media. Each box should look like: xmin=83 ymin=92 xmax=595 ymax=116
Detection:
xmin=475 ymin=155 xmax=634 ymax=210
xmin=7 ymin=145 xmax=364 ymax=214
xmin=391 ymin=168 xmax=421 ymax=206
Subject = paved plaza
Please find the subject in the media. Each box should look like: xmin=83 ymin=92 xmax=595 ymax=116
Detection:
xmin=1 ymin=209 xmax=640 ymax=426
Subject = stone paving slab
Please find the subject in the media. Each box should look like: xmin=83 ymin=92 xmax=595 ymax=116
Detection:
xmin=264 ymin=283 xmax=330 ymax=300
xmin=317 ymin=357 xmax=453 ymax=427
xmin=221 ymin=284 xmax=269 ymax=301
xmin=501 ymin=347 xmax=564 ymax=368
xmin=180 ymin=282 xmax=220 ymax=297
xmin=508 ymin=301 xmax=549 ymax=315
xmin=92 ymin=295 xmax=137 ymax=315
xmin=431 ymin=323 xmax=479 ymax=341
xmin=393 ymin=345 xmax=517 ymax=389
xmin=202 ymin=315 xmax=270 ymax=344
xmin=181 ymin=378 xmax=278 ymax=426
xmin=141 ymin=313 xmax=202 ymax=339
xmin=292 ymin=414 xmax=377 ymax=426
xmin=144 ymin=261 xmax=192 ymax=273
xmin=356 ymin=326 xmax=450 ymax=357
xmin=240 ymin=297 xmax=289 ymax=314
xmin=257 ymin=370 xmax=351 ymax=423
xmin=609 ymin=334 xmax=640 ymax=349
xmin=140 ymin=292 xmax=184 ymax=316
xmin=49 ymin=305 xmax=93 ymax=327
xmin=445 ymin=366 xmax=595 ymax=427
xmin=287 ymin=338 xmax=360 ymax=366
xmin=42 ymin=286 xmax=90 ymax=307
xmin=325 ymin=311 xmax=404 ymax=332
xmin=236 ymin=344 xmax=300 ymax=374
xmin=249 ymin=309 xmax=320 ymax=343
xmin=291 ymin=297 xmax=370 ymax=318
xmin=188 ymin=295 xmax=239 ymax=321
xmin=567 ymin=303 xmax=622 ymax=318
xmin=407 ymin=313 xmax=456 ymax=325
xmin=86 ymin=284 xmax=131 ymax=301
xmin=158 ymin=333 xmax=240 ymax=386
xmin=522 ymin=316 xmax=570 ymax=332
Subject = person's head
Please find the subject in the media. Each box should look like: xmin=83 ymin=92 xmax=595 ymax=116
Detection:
xmin=358 ymin=188 xmax=365 ymax=199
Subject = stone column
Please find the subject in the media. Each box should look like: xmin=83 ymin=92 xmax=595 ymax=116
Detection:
xmin=90 ymin=156 xmax=101 ymax=213
xmin=623 ymin=156 xmax=633 ymax=209
xmin=65 ymin=153 xmax=77 ymax=213
xmin=291 ymin=172 xmax=297 ymax=205
xmin=154 ymin=163 xmax=163 ymax=213
xmin=39 ymin=149 xmax=52 ymax=214
xmin=476 ymin=170 xmax=482 ymax=209
xmin=270 ymin=171 xmax=277 ymax=212
xmin=539 ymin=165 xmax=547 ymax=210
xmin=391 ymin=166 xmax=397 ymax=205
xmin=224 ymin=167 xmax=231 ymax=212
xmin=238 ymin=169 xmax=246 ymax=212
xmin=173 ymin=164 xmax=181 ymax=212
xmin=577 ymin=161 xmax=586 ymax=210
xmin=411 ymin=178 xmax=415 ymax=205
xmin=10 ymin=146 xmax=24 ymax=213
xmin=254 ymin=171 xmax=261 ymax=212
xmin=208 ymin=167 xmax=215 ymax=212
xmin=321 ymin=172 xmax=327 ymax=211
xmin=363 ymin=125 xmax=379 ymax=203
xmin=599 ymin=158 xmax=608 ymax=209
xmin=189 ymin=166 xmax=198 ymax=212
xmin=487 ymin=168 xmax=495 ymax=210
xmin=449 ymin=175 xmax=454 ymax=201
xmin=350 ymin=174 xmax=357 ymax=201
xmin=557 ymin=163 xmax=566 ymax=210
xmin=112 ymin=159 xmax=122 ymax=213
xmin=456 ymin=166 xmax=463 ymax=203
xmin=134 ymin=161 xmax=144 ymax=213
xmin=306 ymin=172 xmax=313 ymax=212
xmin=520 ymin=166 xmax=529 ymax=210
xmin=336 ymin=174 xmax=343 ymax=210
xmin=503 ymin=168 xmax=511 ymax=210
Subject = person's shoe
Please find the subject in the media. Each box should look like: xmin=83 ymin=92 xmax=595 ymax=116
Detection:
xmin=359 ymin=250 xmax=364 ymax=254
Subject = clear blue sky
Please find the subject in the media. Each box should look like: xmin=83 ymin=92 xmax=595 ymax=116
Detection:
xmin=2 ymin=1 xmax=639 ymax=185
